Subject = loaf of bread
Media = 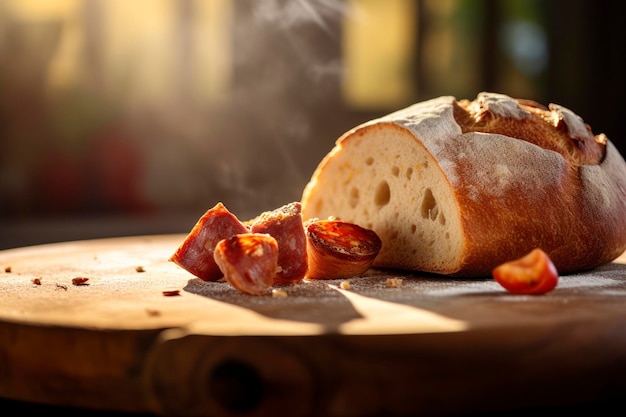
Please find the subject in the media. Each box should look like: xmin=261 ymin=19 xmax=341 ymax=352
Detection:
xmin=301 ymin=92 xmax=626 ymax=277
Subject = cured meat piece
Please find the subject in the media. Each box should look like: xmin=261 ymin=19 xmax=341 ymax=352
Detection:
xmin=169 ymin=202 xmax=249 ymax=281
xmin=248 ymin=202 xmax=308 ymax=284
xmin=214 ymin=233 xmax=279 ymax=295
xmin=305 ymin=219 xmax=382 ymax=279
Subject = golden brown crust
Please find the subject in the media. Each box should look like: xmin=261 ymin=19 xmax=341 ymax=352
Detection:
xmin=448 ymin=94 xmax=624 ymax=274
xmin=454 ymin=94 xmax=605 ymax=165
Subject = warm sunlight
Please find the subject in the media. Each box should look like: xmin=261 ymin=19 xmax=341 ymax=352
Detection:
xmin=343 ymin=0 xmax=417 ymax=109
xmin=2 ymin=0 xmax=233 ymax=106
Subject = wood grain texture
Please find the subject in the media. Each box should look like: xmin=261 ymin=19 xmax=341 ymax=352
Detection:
xmin=1 ymin=235 xmax=625 ymax=416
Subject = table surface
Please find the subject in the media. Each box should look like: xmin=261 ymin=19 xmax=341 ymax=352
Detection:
xmin=1 ymin=235 xmax=625 ymax=417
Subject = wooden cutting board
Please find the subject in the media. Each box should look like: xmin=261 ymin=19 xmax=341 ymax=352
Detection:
xmin=1 ymin=235 xmax=625 ymax=417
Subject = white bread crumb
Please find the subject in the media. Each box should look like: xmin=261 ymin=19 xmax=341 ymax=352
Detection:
xmin=385 ymin=278 xmax=404 ymax=288
xmin=271 ymin=289 xmax=288 ymax=298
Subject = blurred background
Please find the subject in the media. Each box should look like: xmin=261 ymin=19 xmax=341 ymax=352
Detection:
xmin=1 ymin=0 xmax=624 ymax=249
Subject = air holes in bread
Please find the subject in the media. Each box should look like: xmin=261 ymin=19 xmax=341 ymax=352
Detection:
xmin=374 ymin=180 xmax=391 ymax=207
xmin=406 ymin=167 xmax=413 ymax=180
xmin=365 ymin=157 xmax=374 ymax=166
xmin=349 ymin=186 xmax=359 ymax=208
xmin=421 ymin=188 xmax=439 ymax=221
xmin=392 ymin=166 xmax=400 ymax=177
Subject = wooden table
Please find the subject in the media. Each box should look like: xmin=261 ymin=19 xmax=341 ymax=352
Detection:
xmin=1 ymin=235 xmax=625 ymax=416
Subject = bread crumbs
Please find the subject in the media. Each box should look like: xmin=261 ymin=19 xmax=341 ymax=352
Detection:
xmin=272 ymin=288 xmax=288 ymax=298
xmin=385 ymin=278 xmax=403 ymax=288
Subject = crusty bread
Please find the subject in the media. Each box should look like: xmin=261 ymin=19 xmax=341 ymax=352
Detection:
xmin=301 ymin=92 xmax=626 ymax=277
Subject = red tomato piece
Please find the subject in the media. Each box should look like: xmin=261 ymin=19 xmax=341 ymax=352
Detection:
xmin=492 ymin=248 xmax=559 ymax=295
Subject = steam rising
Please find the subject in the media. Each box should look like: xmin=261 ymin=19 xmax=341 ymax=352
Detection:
xmin=198 ymin=0 xmax=352 ymax=219
xmin=253 ymin=0 xmax=349 ymax=31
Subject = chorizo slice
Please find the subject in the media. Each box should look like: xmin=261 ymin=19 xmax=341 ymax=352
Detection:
xmin=169 ymin=202 xmax=249 ymax=281
xmin=248 ymin=202 xmax=308 ymax=284
xmin=305 ymin=219 xmax=382 ymax=279
xmin=214 ymin=233 xmax=279 ymax=295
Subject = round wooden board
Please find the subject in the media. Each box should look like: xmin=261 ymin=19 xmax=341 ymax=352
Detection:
xmin=1 ymin=235 xmax=626 ymax=416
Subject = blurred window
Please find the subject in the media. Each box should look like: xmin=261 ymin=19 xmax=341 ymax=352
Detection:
xmin=2 ymin=0 xmax=233 ymax=107
xmin=342 ymin=0 xmax=416 ymax=109
xmin=1 ymin=0 xmax=549 ymax=108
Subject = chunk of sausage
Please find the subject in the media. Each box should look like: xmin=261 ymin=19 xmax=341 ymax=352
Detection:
xmin=248 ymin=202 xmax=308 ymax=284
xmin=169 ymin=202 xmax=249 ymax=281
xmin=305 ymin=219 xmax=382 ymax=279
xmin=214 ymin=233 xmax=279 ymax=295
